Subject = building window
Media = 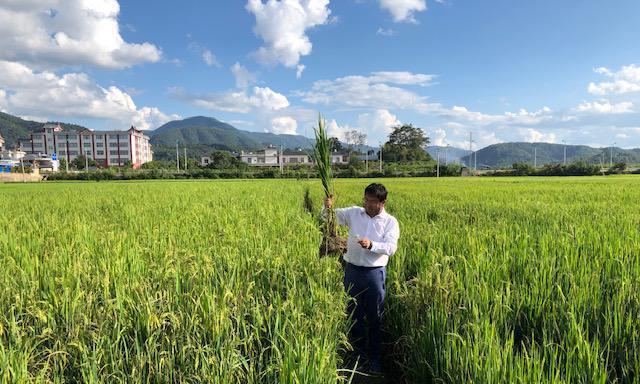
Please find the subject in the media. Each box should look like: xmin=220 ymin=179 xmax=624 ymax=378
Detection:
xmin=69 ymin=151 xmax=78 ymax=156
xmin=110 ymin=150 xmax=119 ymax=155
xmin=119 ymin=151 xmax=129 ymax=156
xmin=84 ymin=142 xmax=92 ymax=147
xmin=96 ymin=142 xmax=104 ymax=147
xmin=109 ymin=142 xmax=118 ymax=147
xmin=97 ymin=150 xmax=104 ymax=155
xmin=83 ymin=135 xmax=91 ymax=140
xmin=109 ymin=134 xmax=118 ymax=139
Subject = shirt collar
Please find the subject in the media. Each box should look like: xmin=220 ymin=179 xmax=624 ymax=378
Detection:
xmin=361 ymin=207 xmax=388 ymax=220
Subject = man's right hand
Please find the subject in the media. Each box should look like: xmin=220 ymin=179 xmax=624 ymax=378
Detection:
xmin=324 ymin=196 xmax=333 ymax=209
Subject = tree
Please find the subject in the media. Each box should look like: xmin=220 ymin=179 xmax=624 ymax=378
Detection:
xmin=344 ymin=130 xmax=367 ymax=153
xmin=383 ymin=124 xmax=431 ymax=162
xmin=207 ymin=150 xmax=245 ymax=169
xmin=328 ymin=137 xmax=343 ymax=152
xmin=71 ymin=155 xmax=97 ymax=170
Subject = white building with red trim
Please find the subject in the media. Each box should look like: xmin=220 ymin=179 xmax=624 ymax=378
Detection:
xmin=19 ymin=123 xmax=153 ymax=169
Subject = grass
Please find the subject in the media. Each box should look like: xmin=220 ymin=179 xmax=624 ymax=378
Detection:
xmin=1 ymin=176 xmax=639 ymax=383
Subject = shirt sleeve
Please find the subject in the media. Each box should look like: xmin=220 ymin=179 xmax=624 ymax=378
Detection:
xmin=370 ymin=217 xmax=400 ymax=256
xmin=321 ymin=206 xmax=355 ymax=226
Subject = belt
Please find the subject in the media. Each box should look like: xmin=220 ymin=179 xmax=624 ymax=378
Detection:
xmin=346 ymin=262 xmax=383 ymax=271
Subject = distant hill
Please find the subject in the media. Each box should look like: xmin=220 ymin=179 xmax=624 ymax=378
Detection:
xmin=0 ymin=112 xmax=90 ymax=149
xmin=148 ymin=116 xmax=317 ymax=160
xmin=471 ymin=142 xmax=640 ymax=168
xmin=426 ymin=146 xmax=471 ymax=163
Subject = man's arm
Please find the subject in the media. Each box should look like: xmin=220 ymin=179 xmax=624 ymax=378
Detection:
xmin=369 ymin=218 xmax=400 ymax=255
xmin=323 ymin=196 xmax=350 ymax=226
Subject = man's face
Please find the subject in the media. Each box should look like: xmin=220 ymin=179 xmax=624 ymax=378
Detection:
xmin=363 ymin=194 xmax=385 ymax=217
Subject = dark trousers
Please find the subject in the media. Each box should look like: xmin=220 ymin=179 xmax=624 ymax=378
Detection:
xmin=343 ymin=262 xmax=386 ymax=360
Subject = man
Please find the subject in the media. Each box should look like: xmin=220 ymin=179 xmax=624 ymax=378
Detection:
xmin=324 ymin=183 xmax=400 ymax=375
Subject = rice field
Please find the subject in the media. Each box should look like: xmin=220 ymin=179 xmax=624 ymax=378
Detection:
xmin=1 ymin=176 xmax=639 ymax=383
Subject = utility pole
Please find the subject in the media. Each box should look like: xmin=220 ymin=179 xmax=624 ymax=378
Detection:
xmin=21 ymin=156 xmax=25 ymax=182
xmin=176 ymin=141 xmax=180 ymax=171
xmin=379 ymin=142 xmax=383 ymax=173
xmin=85 ymin=151 xmax=89 ymax=172
xmin=280 ymin=145 xmax=284 ymax=172
xmin=184 ymin=147 xmax=187 ymax=171
xmin=562 ymin=140 xmax=567 ymax=165
xmin=365 ymin=150 xmax=368 ymax=174
xmin=445 ymin=143 xmax=449 ymax=165
xmin=436 ymin=150 xmax=440 ymax=178
xmin=534 ymin=146 xmax=537 ymax=168
xmin=468 ymin=132 xmax=473 ymax=168
xmin=610 ymin=142 xmax=616 ymax=167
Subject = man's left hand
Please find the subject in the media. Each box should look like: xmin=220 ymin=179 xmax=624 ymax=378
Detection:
xmin=358 ymin=237 xmax=372 ymax=250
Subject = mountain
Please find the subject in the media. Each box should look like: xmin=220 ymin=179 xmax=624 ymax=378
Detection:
xmin=471 ymin=142 xmax=640 ymax=168
xmin=148 ymin=116 xmax=316 ymax=160
xmin=150 ymin=116 xmax=314 ymax=148
xmin=426 ymin=145 xmax=471 ymax=163
xmin=0 ymin=112 xmax=90 ymax=149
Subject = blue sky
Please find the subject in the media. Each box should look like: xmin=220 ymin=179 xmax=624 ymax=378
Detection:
xmin=1 ymin=0 xmax=639 ymax=149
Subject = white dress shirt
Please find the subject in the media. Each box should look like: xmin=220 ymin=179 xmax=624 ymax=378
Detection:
xmin=333 ymin=206 xmax=400 ymax=267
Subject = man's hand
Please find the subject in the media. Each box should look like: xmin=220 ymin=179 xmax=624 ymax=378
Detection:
xmin=358 ymin=237 xmax=372 ymax=250
xmin=324 ymin=196 xmax=333 ymax=209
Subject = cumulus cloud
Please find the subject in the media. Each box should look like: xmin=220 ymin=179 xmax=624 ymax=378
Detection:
xmin=270 ymin=116 xmax=298 ymax=134
xmin=202 ymin=49 xmax=220 ymax=67
xmin=170 ymin=85 xmax=289 ymax=114
xmin=378 ymin=0 xmax=427 ymax=23
xmin=326 ymin=118 xmax=352 ymax=141
xmin=576 ymin=100 xmax=634 ymax=114
xmin=357 ymin=109 xmax=401 ymax=136
xmin=231 ymin=62 xmax=257 ymax=89
xmin=518 ymin=128 xmax=557 ymax=143
xmin=588 ymin=64 xmax=640 ymax=95
xmin=246 ymin=0 xmax=331 ymax=69
xmin=0 ymin=60 xmax=178 ymax=130
xmin=298 ymin=71 xmax=436 ymax=110
xmin=0 ymin=0 xmax=161 ymax=70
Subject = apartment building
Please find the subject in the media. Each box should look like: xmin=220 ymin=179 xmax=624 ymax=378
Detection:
xmin=19 ymin=123 xmax=153 ymax=169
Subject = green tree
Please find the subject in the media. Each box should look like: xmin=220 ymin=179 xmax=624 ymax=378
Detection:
xmin=383 ymin=124 xmax=431 ymax=162
xmin=328 ymin=137 xmax=343 ymax=152
xmin=208 ymin=150 xmax=246 ymax=169
xmin=71 ymin=155 xmax=97 ymax=170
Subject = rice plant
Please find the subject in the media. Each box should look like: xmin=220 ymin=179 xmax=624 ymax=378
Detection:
xmin=0 ymin=176 xmax=639 ymax=383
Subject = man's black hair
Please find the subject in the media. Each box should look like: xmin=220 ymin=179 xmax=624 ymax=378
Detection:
xmin=364 ymin=183 xmax=388 ymax=202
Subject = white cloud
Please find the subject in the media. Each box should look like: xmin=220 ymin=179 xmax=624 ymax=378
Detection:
xmin=588 ymin=64 xmax=640 ymax=95
xmin=379 ymin=0 xmax=427 ymax=23
xmin=298 ymin=71 xmax=435 ymax=110
xmin=376 ymin=27 xmax=397 ymax=36
xmin=231 ymin=62 xmax=257 ymax=89
xmin=246 ymin=0 xmax=331 ymax=69
xmin=0 ymin=61 xmax=178 ymax=130
xmin=518 ymin=128 xmax=556 ymax=143
xmin=357 ymin=109 xmax=401 ymax=137
xmin=326 ymin=119 xmax=352 ymax=141
xmin=202 ymin=49 xmax=220 ymax=67
xmin=296 ymin=64 xmax=306 ymax=79
xmin=171 ymin=86 xmax=289 ymax=114
xmin=576 ymin=100 xmax=634 ymax=114
xmin=270 ymin=116 xmax=298 ymax=134
xmin=0 ymin=1 xmax=161 ymax=70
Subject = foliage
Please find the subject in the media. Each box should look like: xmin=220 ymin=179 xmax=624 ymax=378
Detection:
xmin=383 ymin=124 xmax=431 ymax=163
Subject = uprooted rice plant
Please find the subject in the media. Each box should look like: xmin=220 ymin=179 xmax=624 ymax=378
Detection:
xmin=1 ymin=176 xmax=639 ymax=383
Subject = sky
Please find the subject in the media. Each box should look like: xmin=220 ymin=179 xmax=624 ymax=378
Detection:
xmin=0 ymin=0 xmax=639 ymax=149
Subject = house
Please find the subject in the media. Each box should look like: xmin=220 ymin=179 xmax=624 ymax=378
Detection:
xmin=0 ymin=133 xmax=4 ymax=151
xmin=200 ymin=156 xmax=211 ymax=167
xmin=238 ymin=147 xmax=349 ymax=167
xmin=18 ymin=123 xmax=153 ymax=169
